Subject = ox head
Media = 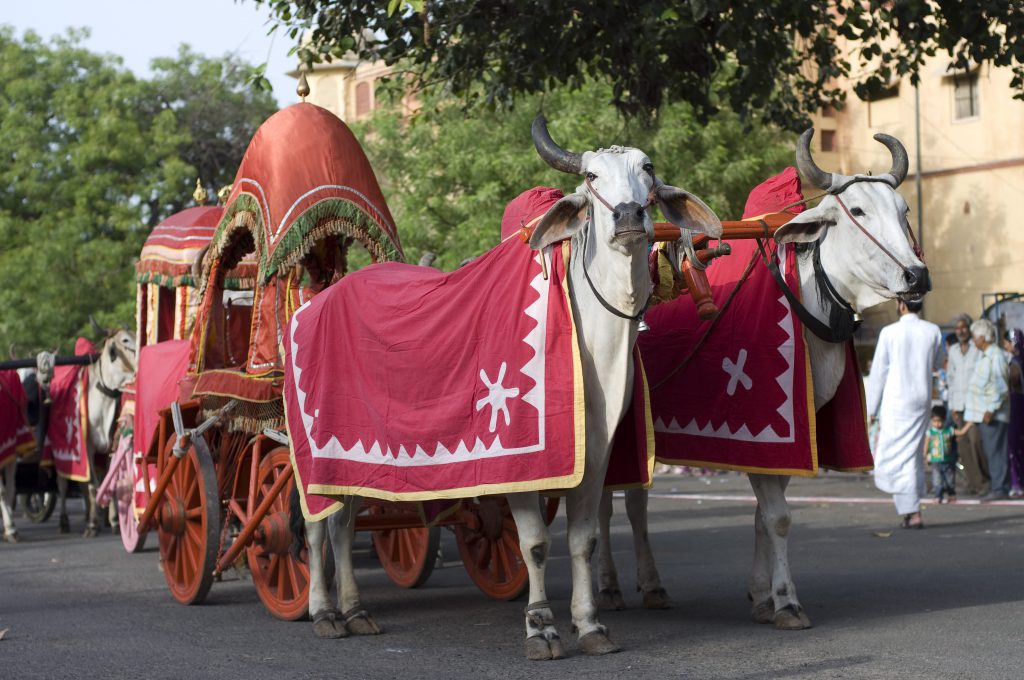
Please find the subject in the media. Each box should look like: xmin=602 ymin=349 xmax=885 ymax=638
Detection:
xmin=99 ymin=328 xmax=138 ymax=389
xmin=528 ymin=116 xmax=721 ymax=318
xmin=529 ymin=116 xmax=722 ymax=254
xmin=775 ymin=129 xmax=930 ymax=310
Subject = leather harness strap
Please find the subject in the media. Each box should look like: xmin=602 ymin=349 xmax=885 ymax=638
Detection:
xmin=757 ymin=235 xmax=861 ymax=344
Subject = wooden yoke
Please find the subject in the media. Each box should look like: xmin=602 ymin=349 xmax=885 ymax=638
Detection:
xmin=651 ymin=212 xmax=795 ymax=320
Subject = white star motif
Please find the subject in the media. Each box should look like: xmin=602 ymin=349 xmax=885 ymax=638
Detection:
xmin=476 ymin=362 xmax=520 ymax=432
xmin=64 ymin=416 xmax=75 ymax=443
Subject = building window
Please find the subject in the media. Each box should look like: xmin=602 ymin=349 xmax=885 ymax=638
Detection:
xmin=355 ymin=81 xmax=371 ymax=118
xmin=953 ymin=73 xmax=979 ymax=120
xmin=820 ymin=130 xmax=836 ymax=152
xmin=821 ymin=104 xmax=836 ymax=118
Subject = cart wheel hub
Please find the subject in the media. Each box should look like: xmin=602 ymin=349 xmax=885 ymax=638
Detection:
xmin=255 ymin=511 xmax=291 ymax=555
xmin=160 ymin=498 xmax=186 ymax=536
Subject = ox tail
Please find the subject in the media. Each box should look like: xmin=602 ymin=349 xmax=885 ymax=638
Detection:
xmin=289 ymin=484 xmax=306 ymax=561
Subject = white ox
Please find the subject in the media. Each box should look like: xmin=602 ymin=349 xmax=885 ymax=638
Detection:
xmin=596 ymin=129 xmax=931 ymax=629
xmin=55 ymin=328 xmax=137 ymax=537
xmin=301 ymin=116 xmax=723 ymax=659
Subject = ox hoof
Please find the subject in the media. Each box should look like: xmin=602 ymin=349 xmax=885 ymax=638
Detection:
xmin=343 ymin=608 xmax=381 ymax=636
xmin=525 ymin=635 xmax=565 ymax=661
xmin=642 ymin=587 xmax=672 ymax=610
xmin=773 ymin=605 xmax=812 ymax=630
xmin=578 ymin=630 xmax=620 ymax=656
xmin=58 ymin=515 xmax=70 ymax=534
xmin=2 ymin=531 xmax=20 ymax=544
xmin=751 ymin=601 xmax=775 ymax=624
xmin=596 ymin=588 xmax=626 ymax=611
xmin=312 ymin=610 xmax=348 ymax=639
xmin=83 ymin=525 xmax=99 ymax=539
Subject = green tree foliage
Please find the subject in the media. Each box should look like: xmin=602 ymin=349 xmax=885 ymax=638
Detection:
xmin=355 ymin=79 xmax=794 ymax=270
xmin=0 ymin=29 xmax=276 ymax=353
xmin=254 ymin=0 xmax=1024 ymax=127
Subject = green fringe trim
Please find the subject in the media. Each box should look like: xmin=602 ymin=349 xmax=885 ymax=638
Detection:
xmin=260 ymin=198 xmax=404 ymax=283
xmin=208 ymin=193 xmax=404 ymax=285
xmin=135 ymin=271 xmax=254 ymax=291
xmin=210 ymin=193 xmax=265 ymax=266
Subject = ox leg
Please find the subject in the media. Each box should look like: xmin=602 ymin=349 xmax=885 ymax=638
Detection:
xmin=307 ymin=517 xmax=347 ymax=639
xmin=748 ymin=474 xmax=810 ymax=630
xmin=83 ymin=468 xmax=100 ymax=538
xmin=1 ymin=466 xmax=19 ymax=542
xmin=748 ymin=497 xmax=774 ymax=624
xmin=508 ymin=491 xmax=563 ymax=660
xmin=566 ymin=476 xmax=619 ymax=655
xmin=596 ymin=491 xmax=625 ymax=610
xmin=57 ymin=475 xmax=70 ymax=534
xmin=329 ymin=496 xmax=379 ymax=636
xmin=625 ymin=488 xmax=670 ymax=609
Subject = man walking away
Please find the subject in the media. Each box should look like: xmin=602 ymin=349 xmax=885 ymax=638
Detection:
xmin=867 ymin=299 xmax=943 ymax=529
xmin=946 ymin=314 xmax=989 ymax=495
xmin=965 ymin=319 xmax=1011 ymax=501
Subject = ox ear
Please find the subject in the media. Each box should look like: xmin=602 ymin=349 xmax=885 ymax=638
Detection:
xmin=655 ymin=183 xmax=723 ymax=239
xmin=529 ymin=192 xmax=589 ymax=251
xmin=773 ymin=203 xmax=838 ymax=245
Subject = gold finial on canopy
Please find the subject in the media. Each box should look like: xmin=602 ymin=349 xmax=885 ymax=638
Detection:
xmin=296 ymin=69 xmax=310 ymax=101
xmin=193 ymin=178 xmax=208 ymax=206
xmin=217 ymin=184 xmax=233 ymax=206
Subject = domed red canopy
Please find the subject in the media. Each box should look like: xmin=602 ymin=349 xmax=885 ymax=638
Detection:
xmin=212 ymin=102 xmax=403 ymax=282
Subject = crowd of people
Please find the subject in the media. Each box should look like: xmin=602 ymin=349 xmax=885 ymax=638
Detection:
xmin=867 ymin=304 xmax=1024 ymax=529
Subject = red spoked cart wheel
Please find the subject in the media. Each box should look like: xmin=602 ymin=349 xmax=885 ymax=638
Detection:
xmin=246 ymin=446 xmax=311 ymax=621
xmin=369 ymin=503 xmax=440 ymax=589
xmin=157 ymin=435 xmax=219 ymax=605
xmin=455 ymin=496 xmax=559 ymax=601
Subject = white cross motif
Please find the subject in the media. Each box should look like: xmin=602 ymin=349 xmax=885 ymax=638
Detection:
xmin=64 ymin=416 xmax=75 ymax=443
xmin=722 ymin=349 xmax=753 ymax=396
xmin=476 ymin=362 xmax=520 ymax=433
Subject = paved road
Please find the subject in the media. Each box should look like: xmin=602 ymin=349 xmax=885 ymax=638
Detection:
xmin=2 ymin=473 xmax=1023 ymax=680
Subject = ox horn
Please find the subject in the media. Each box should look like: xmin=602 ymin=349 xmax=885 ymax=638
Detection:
xmin=873 ymin=133 xmax=909 ymax=187
xmin=531 ymin=115 xmax=582 ymax=175
xmin=89 ymin=315 xmax=109 ymax=338
xmin=796 ymin=128 xmax=833 ymax=191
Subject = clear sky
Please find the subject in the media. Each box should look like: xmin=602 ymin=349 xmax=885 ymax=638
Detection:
xmin=2 ymin=0 xmax=300 ymax=106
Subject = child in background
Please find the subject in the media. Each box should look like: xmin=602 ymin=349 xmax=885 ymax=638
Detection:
xmin=924 ymin=405 xmax=957 ymax=504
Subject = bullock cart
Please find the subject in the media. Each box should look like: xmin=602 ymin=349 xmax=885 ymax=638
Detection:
xmin=125 ymin=103 xmax=731 ymax=620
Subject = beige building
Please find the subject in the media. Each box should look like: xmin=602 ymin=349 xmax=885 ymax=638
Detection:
xmin=290 ymin=57 xmax=416 ymax=123
xmin=812 ymin=57 xmax=1024 ymax=331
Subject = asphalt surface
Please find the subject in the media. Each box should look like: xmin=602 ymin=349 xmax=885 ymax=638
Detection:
xmin=2 ymin=473 xmax=1023 ymax=680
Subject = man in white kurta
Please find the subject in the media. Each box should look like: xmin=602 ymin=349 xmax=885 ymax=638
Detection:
xmin=866 ymin=300 xmax=943 ymax=525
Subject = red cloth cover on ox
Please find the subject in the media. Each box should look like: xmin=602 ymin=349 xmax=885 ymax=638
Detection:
xmin=286 ymin=236 xmax=654 ymax=520
xmin=286 ymin=238 xmax=582 ymax=519
xmin=43 ymin=338 xmax=94 ymax=481
xmin=637 ymin=167 xmax=873 ymax=474
xmin=0 ymin=370 xmax=33 ymax=469
xmin=500 ymin=187 xmax=564 ymax=240
xmin=134 ymin=340 xmax=191 ymax=457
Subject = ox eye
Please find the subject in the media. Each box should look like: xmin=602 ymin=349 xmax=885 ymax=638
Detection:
xmin=642 ymin=162 xmax=654 ymax=175
xmin=585 ymin=171 xmax=598 ymax=182
xmin=851 ymin=207 xmax=865 ymax=217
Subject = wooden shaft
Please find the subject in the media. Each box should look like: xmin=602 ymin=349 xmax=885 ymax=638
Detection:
xmin=654 ymin=213 xmax=795 ymax=244
xmin=214 ymin=462 xmax=293 ymax=575
xmin=680 ymin=258 xmax=718 ymax=320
